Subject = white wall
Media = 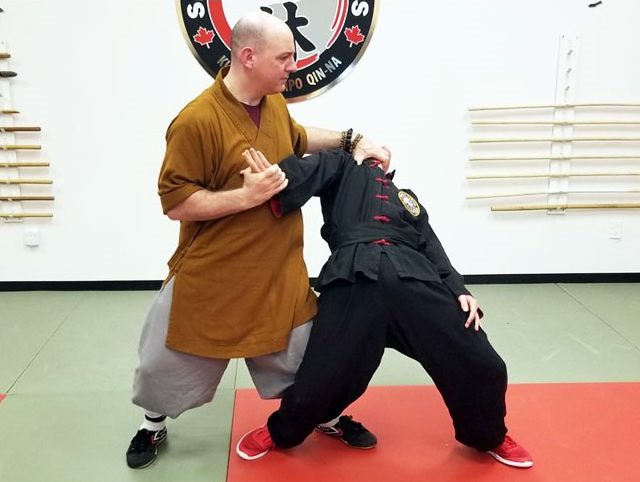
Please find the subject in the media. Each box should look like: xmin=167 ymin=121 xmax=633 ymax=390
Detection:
xmin=0 ymin=0 xmax=638 ymax=282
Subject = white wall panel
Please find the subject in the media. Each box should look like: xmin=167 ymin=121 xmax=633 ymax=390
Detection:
xmin=0 ymin=0 xmax=638 ymax=280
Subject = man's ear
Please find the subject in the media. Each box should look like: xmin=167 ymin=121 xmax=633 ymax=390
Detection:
xmin=239 ymin=46 xmax=255 ymax=69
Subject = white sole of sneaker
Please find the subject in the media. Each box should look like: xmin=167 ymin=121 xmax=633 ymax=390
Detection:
xmin=487 ymin=451 xmax=534 ymax=468
xmin=130 ymin=454 xmax=158 ymax=470
xmin=235 ymin=432 xmax=272 ymax=461
xmin=338 ymin=438 xmax=377 ymax=450
xmin=127 ymin=431 xmax=168 ymax=469
xmin=314 ymin=427 xmax=377 ymax=449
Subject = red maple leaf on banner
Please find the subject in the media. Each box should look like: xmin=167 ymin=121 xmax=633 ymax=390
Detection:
xmin=193 ymin=26 xmax=215 ymax=48
xmin=344 ymin=25 xmax=365 ymax=47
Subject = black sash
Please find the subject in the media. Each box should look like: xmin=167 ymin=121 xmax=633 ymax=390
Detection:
xmin=329 ymin=223 xmax=421 ymax=251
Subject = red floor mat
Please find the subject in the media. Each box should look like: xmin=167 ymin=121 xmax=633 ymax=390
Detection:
xmin=227 ymin=383 xmax=640 ymax=482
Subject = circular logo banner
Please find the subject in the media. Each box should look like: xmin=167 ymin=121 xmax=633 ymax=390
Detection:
xmin=177 ymin=1 xmax=378 ymax=102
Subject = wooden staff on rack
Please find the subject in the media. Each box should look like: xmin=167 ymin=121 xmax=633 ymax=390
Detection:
xmin=0 ymin=179 xmax=52 ymax=184
xmin=467 ymin=172 xmax=640 ymax=179
xmin=0 ymin=144 xmax=41 ymax=150
xmin=471 ymin=120 xmax=640 ymax=125
xmin=0 ymin=53 xmax=10 ymax=59
xmin=470 ymin=137 xmax=640 ymax=143
xmin=491 ymin=203 xmax=640 ymax=212
xmin=0 ymin=110 xmax=20 ymax=114
xmin=469 ymin=103 xmax=640 ymax=111
xmin=466 ymin=189 xmax=640 ymax=199
xmin=0 ymin=126 xmax=41 ymax=133
xmin=0 ymin=213 xmax=53 ymax=219
xmin=0 ymin=161 xmax=50 ymax=168
xmin=0 ymin=195 xmax=55 ymax=201
xmin=469 ymin=155 xmax=640 ymax=161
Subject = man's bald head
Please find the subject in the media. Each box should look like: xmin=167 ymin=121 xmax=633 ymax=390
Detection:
xmin=231 ymin=10 xmax=292 ymax=58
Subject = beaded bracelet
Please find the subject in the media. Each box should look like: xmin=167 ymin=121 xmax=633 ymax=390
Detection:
xmin=341 ymin=128 xmax=353 ymax=152
xmin=350 ymin=133 xmax=363 ymax=154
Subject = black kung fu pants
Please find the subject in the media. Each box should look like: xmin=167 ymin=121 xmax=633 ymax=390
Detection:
xmin=268 ymin=253 xmax=508 ymax=452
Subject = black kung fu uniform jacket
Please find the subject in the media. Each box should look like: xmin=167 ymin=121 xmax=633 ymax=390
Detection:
xmin=272 ymin=149 xmax=471 ymax=298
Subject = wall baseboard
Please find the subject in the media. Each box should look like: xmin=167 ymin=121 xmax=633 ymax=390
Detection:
xmin=0 ymin=280 xmax=163 ymax=292
xmin=463 ymin=273 xmax=640 ymax=284
xmin=0 ymin=273 xmax=639 ymax=291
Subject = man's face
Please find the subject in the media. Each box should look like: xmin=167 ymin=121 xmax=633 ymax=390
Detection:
xmin=252 ymin=29 xmax=298 ymax=95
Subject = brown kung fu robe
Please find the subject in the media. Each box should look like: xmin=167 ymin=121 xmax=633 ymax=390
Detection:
xmin=156 ymin=67 xmax=317 ymax=359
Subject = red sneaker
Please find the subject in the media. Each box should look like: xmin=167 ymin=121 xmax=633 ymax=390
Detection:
xmin=487 ymin=435 xmax=533 ymax=468
xmin=236 ymin=426 xmax=275 ymax=460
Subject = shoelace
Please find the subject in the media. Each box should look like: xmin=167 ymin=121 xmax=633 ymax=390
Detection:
xmin=253 ymin=428 xmax=272 ymax=446
xmin=499 ymin=435 xmax=517 ymax=450
xmin=130 ymin=430 xmax=155 ymax=451
xmin=339 ymin=416 xmax=366 ymax=433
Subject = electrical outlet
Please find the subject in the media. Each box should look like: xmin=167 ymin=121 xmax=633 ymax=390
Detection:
xmin=24 ymin=227 xmax=41 ymax=247
xmin=609 ymin=221 xmax=623 ymax=240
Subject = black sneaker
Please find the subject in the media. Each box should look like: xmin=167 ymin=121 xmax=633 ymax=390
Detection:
xmin=126 ymin=427 xmax=167 ymax=469
xmin=315 ymin=415 xmax=377 ymax=449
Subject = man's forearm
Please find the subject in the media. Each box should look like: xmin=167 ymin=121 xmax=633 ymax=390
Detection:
xmin=304 ymin=126 xmax=390 ymax=169
xmin=304 ymin=126 xmax=342 ymax=153
xmin=166 ymin=188 xmax=251 ymax=222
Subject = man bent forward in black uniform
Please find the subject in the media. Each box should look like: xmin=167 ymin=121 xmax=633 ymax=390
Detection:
xmin=235 ymin=147 xmax=533 ymax=468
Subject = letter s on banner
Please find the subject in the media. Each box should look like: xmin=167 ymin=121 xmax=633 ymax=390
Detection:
xmin=351 ymin=0 xmax=369 ymax=17
xmin=187 ymin=2 xmax=206 ymax=19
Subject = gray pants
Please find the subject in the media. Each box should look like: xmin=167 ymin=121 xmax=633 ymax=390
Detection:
xmin=132 ymin=278 xmax=312 ymax=418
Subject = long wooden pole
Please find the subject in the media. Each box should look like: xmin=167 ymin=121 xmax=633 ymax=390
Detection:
xmin=0 ymin=212 xmax=53 ymax=219
xmin=0 ymin=126 xmax=41 ymax=133
xmin=491 ymin=203 xmax=640 ymax=212
xmin=0 ymin=144 xmax=41 ymax=150
xmin=467 ymin=172 xmax=640 ymax=179
xmin=0 ymin=162 xmax=50 ymax=168
xmin=471 ymin=120 xmax=640 ymax=125
xmin=470 ymin=103 xmax=640 ymax=111
xmin=470 ymin=137 xmax=640 ymax=143
xmin=0 ymin=109 xmax=20 ymax=114
xmin=0 ymin=179 xmax=53 ymax=184
xmin=469 ymin=155 xmax=640 ymax=161
xmin=467 ymin=189 xmax=640 ymax=199
xmin=468 ymin=192 xmax=545 ymax=199
xmin=0 ymin=195 xmax=55 ymax=201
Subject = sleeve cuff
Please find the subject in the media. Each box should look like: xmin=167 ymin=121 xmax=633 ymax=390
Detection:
xmin=269 ymin=196 xmax=283 ymax=218
xmin=159 ymin=185 xmax=203 ymax=215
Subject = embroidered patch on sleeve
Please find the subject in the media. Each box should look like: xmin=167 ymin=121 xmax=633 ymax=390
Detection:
xmin=398 ymin=191 xmax=420 ymax=216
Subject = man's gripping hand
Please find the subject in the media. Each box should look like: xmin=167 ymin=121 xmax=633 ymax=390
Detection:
xmin=240 ymin=148 xmax=287 ymax=208
xmin=352 ymin=139 xmax=391 ymax=172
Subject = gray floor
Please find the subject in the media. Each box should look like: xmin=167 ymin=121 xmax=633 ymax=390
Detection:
xmin=1 ymin=283 xmax=639 ymax=482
